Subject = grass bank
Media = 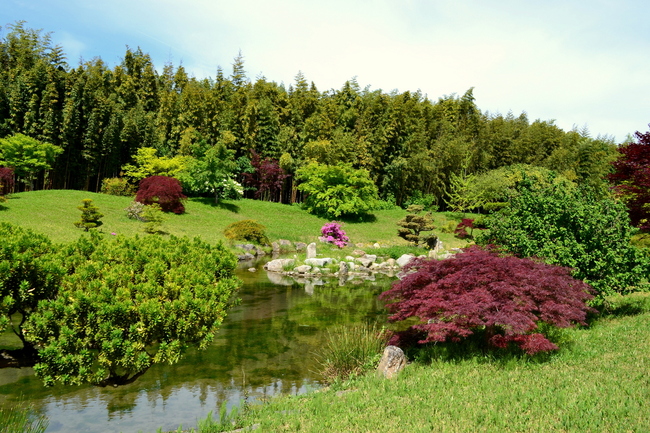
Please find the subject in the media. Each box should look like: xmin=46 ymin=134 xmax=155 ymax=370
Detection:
xmin=0 ymin=190 xmax=470 ymax=250
xmin=192 ymin=309 xmax=650 ymax=432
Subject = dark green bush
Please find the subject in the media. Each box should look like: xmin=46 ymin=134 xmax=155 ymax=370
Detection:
xmin=223 ymin=219 xmax=270 ymax=245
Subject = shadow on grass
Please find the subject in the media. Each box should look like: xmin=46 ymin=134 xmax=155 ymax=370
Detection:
xmin=191 ymin=197 xmax=240 ymax=213
xmin=338 ymin=213 xmax=377 ymax=224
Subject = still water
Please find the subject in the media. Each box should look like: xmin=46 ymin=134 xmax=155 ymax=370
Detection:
xmin=0 ymin=262 xmax=393 ymax=432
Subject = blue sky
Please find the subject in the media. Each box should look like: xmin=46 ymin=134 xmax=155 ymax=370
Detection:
xmin=3 ymin=0 xmax=649 ymax=142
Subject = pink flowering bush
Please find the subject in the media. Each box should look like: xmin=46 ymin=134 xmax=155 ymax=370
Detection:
xmin=320 ymin=222 xmax=350 ymax=248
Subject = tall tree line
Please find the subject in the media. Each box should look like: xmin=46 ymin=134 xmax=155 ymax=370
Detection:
xmin=0 ymin=22 xmax=618 ymax=206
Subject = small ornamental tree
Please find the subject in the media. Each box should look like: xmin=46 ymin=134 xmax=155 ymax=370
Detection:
xmin=397 ymin=205 xmax=437 ymax=248
xmin=242 ymin=149 xmax=289 ymax=202
xmin=380 ymin=247 xmax=595 ymax=355
xmin=454 ymin=218 xmax=475 ymax=239
xmin=0 ymin=167 xmax=15 ymax=198
xmin=608 ymin=125 xmax=650 ymax=231
xmin=25 ymin=233 xmax=241 ymax=387
xmin=320 ymin=222 xmax=350 ymax=248
xmin=136 ymin=176 xmax=187 ymax=214
xmin=74 ymin=199 xmax=103 ymax=231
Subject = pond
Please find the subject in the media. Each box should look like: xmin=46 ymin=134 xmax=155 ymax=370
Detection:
xmin=0 ymin=261 xmax=394 ymax=433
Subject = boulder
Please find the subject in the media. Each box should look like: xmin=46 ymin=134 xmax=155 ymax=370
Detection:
xmin=294 ymin=265 xmax=312 ymax=273
xmin=396 ymin=254 xmax=415 ymax=267
xmin=376 ymin=345 xmax=407 ymax=379
xmin=264 ymin=258 xmax=295 ymax=272
xmin=305 ymin=257 xmax=333 ymax=267
xmin=339 ymin=261 xmax=349 ymax=276
xmin=357 ymin=254 xmax=377 ymax=268
xmin=238 ymin=253 xmax=255 ymax=261
xmin=272 ymin=242 xmax=280 ymax=254
xmin=295 ymin=242 xmax=307 ymax=251
xmin=306 ymin=242 xmax=317 ymax=259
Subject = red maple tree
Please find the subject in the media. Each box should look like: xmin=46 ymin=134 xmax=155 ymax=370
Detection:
xmin=136 ymin=176 xmax=187 ymax=214
xmin=380 ymin=246 xmax=595 ymax=355
xmin=608 ymin=126 xmax=650 ymax=231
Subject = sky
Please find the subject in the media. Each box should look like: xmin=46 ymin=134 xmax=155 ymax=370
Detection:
xmin=3 ymin=0 xmax=649 ymax=143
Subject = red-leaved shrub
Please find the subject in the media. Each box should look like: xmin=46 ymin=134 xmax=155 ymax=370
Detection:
xmin=0 ymin=167 xmax=15 ymax=195
xmin=380 ymin=246 xmax=595 ymax=355
xmin=136 ymin=176 xmax=186 ymax=214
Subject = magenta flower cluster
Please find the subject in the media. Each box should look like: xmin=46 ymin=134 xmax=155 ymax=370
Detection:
xmin=319 ymin=221 xmax=350 ymax=248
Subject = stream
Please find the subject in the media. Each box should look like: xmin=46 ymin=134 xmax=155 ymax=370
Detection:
xmin=0 ymin=261 xmax=394 ymax=433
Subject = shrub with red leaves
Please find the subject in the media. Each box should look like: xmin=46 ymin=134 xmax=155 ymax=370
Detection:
xmin=380 ymin=246 xmax=595 ymax=355
xmin=242 ymin=149 xmax=289 ymax=202
xmin=0 ymin=167 xmax=14 ymax=196
xmin=136 ymin=176 xmax=187 ymax=214
xmin=608 ymin=125 xmax=650 ymax=231
xmin=454 ymin=218 xmax=475 ymax=239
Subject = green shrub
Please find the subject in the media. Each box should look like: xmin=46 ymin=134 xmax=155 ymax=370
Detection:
xmin=316 ymin=322 xmax=389 ymax=383
xmin=142 ymin=203 xmax=166 ymax=234
xmin=74 ymin=199 xmax=103 ymax=231
xmin=124 ymin=201 xmax=146 ymax=221
xmin=223 ymin=219 xmax=270 ymax=245
xmin=100 ymin=177 xmax=134 ymax=196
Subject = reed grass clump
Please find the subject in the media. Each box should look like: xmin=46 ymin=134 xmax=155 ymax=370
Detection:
xmin=0 ymin=403 xmax=48 ymax=433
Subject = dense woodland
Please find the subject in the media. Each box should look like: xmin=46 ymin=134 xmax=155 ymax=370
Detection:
xmin=0 ymin=22 xmax=621 ymax=208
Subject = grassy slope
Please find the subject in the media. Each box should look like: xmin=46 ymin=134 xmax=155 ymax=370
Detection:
xmin=0 ymin=190 xmax=468 ymax=249
xmin=231 ymin=311 xmax=650 ymax=432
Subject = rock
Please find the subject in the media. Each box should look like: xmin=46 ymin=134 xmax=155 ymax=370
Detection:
xmin=305 ymin=257 xmax=333 ymax=267
xmin=385 ymin=258 xmax=396 ymax=267
xmin=373 ymin=242 xmax=381 ymax=249
xmin=255 ymin=246 xmax=266 ymax=256
xmin=396 ymin=254 xmax=415 ymax=267
xmin=295 ymin=242 xmax=307 ymax=251
xmin=376 ymin=345 xmax=407 ymax=379
xmin=306 ymin=242 xmax=317 ymax=259
xmin=357 ymin=254 xmax=377 ymax=268
xmin=272 ymin=242 xmax=280 ymax=254
xmin=238 ymin=253 xmax=255 ymax=261
xmin=352 ymin=249 xmax=366 ymax=257
xmin=339 ymin=261 xmax=349 ymax=276
xmin=294 ymin=265 xmax=312 ymax=273
xmin=248 ymin=267 xmax=256 ymax=272
xmin=345 ymin=256 xmax=355 ymax=262
xmin=264 ymin=258 xmax=295 ymax=272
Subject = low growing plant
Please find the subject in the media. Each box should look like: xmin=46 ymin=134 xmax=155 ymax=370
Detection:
xmin=142 ymin=203 xmax=166 ymax=234
xmin=100 ymin=177 xmax=134 ymax=196
xmin=223 ymin=220 xmax=270 ymax=245
xmin=0 ymin=402 xmax=48 ymax=433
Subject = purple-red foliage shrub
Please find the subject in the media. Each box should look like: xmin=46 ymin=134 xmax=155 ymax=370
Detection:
xmin=0 ymin=167 xmax=15 ymax=195
xmin=608 ymin=125 xmax=650 ymax=231
xmin=242 ymin=149 xmax=289 ymax=202
xmin=454 ymin=218 xmax=474 ymax=239
xmin=380 ymin=246 xmax=595 ymax=355
xmin=136 ymin=176 xmax=187 ymax=214
xmin=320 ymin=221 xmax=350 ymax=248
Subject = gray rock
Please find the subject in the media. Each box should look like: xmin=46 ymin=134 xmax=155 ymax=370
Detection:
xmin=306 ymin=242 xmax=317 ymax=259
xmin=339 ymin=261 xmax=349 ymax=276
xmin=396 ymin=254 xmax=415 ymax=267
xmin=385 ymin=258 xmax=397 ymax=267
xmin=264 ymin=258 xmax=295 ymax=272
xmin=294 ymin=242 xmax=307 ymax=251
xmin=271 ymin=242 xmax=280 ymax=254
xmin=305 ymin=257 xmax=333 ymax=267
xmin=294 ymin=265 xmax=312 ymax=273
xmin=377 ymin=345 xmax=407 ymax=379
xmin=248 ymin=267 xmax=256 ymax=272
xmin=255 ymin=246 xmax=266 ymax=256
xmin=238 ymin=253 xmax=255 ymax=261
xmin=357 ymin=254 xmax=377 ymax=268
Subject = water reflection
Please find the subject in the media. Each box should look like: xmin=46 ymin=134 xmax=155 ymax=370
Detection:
xmin=0 ymin=262 xmax=393 ymax=432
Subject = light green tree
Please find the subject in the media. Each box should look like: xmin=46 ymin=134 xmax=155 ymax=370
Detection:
xmin=0 ymin=133 xmax=62 ymax=190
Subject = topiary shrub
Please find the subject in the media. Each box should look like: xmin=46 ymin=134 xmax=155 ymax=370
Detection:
xmin=223 ymin=220 xmax=269 ymax=245
xmin=397 ymin=205 xmax=436 ymax=247
xmin=142 ymin=204 xmax=166 ymax=234
xmin=135 ymin=176 xmax=186 ymax=214
xmin=74 ymin=199 xmax=103 ymax=231
xmin=380 ymin=246 xmax=595 ymax=355
xmin=101 ymin=177 xmax=134 ymax=196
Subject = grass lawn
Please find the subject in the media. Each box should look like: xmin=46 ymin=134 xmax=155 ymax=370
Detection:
xmin=0 ymin=190 xmax=470 ymax=250
xmin=209 ymin=310 xmax=650 ymax=432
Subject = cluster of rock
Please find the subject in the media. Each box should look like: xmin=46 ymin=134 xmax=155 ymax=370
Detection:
xmin=235 ymin=240 xmax=308 ymax=261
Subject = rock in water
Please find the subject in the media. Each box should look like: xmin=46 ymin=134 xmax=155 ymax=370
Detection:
xmin=377 ymin=346 xmax=407 ymax=379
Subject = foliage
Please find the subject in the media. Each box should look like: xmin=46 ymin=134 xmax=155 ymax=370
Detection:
xmin=100 ymin=177 xmax=134 ymax=196
xmin=73 ymin=198 xmax=103 ymax=231
xmin=445 ymin=166 xmax=485 ymax=212
xmin=454 ymin=218 xmax=475 ymax=239
xmin=178 ymin=143 xmax=241 ymax=203
xmin=1 ymin=166 xmax=15 ymax=197
xmin=0 ymin=134 xmax=62 ymax=190
xmin=397 ymin=205 xmax=437 ymax=248
xmin=608 ymin=125 xmax=650 ymax=231
xmin=0 ymin=223 xmax=64 ymax=349
xmin=25 ymin=233 xmax=241 ymax=386
xmin=142 ymin=203 xmax=166 ymax=234
xmin=121 ymin=147 xmax=188 ymax=183
xmin=380 ymin=246 xmax=595 ymax=355
xmin=0 ymin=402 xmax=48 ymax=433
xmin=319 ymin=221 xmax=350 ymax=248
xmin=476 ymin=177 xmax=649 ymax=297
xmin=124 ymin=200 xmax=146 ymax=221
xmin=296 ymin=162 xmax=379 ymax=219
xmin=316 ymin=323 xmax=389 ymax=383
xmin=241 ymin=149 xmax=289 ymax=202
xmin=403 ymin=191 xmax=438 ymax=212
xmin=136 ymin=175 xmax=187 ymax=214
xmin=223 ymin=219 xmax=270 ymax=245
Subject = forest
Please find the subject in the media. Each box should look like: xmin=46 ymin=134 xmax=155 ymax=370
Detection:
xmin=0 ymin=21 xmax=621 ymax=209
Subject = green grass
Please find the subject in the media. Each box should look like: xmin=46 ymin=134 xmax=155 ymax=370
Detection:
xmin=192 ymin=310 xmax=650 ymax=432
xmin=0 ymin=190 xmax=470 ymax=250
